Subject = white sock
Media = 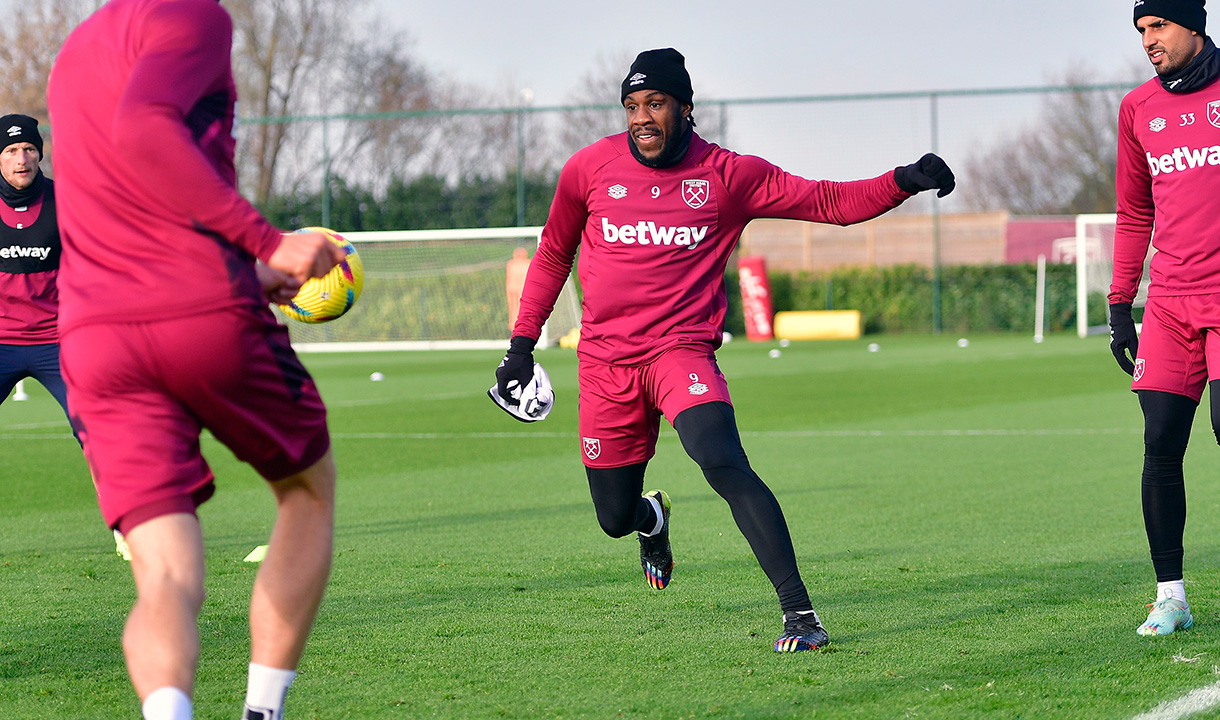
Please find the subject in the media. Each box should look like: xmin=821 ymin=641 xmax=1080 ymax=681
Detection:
xmin=1157 ymin=580 xmax=1187 ymax=604
xmin=640 ymin=495 xmax=664 ymax=537
xmin=142 ymin=686 xmax=192 ymax=720
xmin=244 ymin=663 xmax=296 ymax=719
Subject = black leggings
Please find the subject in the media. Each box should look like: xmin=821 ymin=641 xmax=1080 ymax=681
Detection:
xmin=1138 ymin=389 xmax=1197 ymax=582
xmin=586 ymin=401 xmax=812 ymax=614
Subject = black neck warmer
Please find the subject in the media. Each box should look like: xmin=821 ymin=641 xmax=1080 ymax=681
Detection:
xmin=630 ymin=122 xmax=693 ymax=169
xmin=0 ymin=169 xmax=45 ymax=208
xmin=1161 ymin=37 xmax=1220 ymax=93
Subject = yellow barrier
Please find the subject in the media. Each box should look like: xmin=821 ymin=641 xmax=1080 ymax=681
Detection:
xmin=773 ymin=310 xmax=861 ymax=340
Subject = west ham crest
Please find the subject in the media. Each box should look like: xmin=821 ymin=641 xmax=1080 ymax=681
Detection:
xmin=1208 ymin=100 xmax=1220 ymax=129
xmin=582 ymin=437 xmax=601 ymax=460
xmin=682 ymin=179 xmax=709 ymax=209
xmin=1134 ymin=358 xmax=1146 ymax=382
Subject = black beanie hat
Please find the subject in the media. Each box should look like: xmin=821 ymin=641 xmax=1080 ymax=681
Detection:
xmin=1135 ymin=0 xmax=1207 ymax=34
xmin=621 ymin=48 xmax=694 ymax=106
xmin=0 ymin=114 xmax=43 ymax=159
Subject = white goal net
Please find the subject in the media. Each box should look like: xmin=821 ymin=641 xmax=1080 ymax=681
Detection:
xmin=271 ymin=227 xmax=582 ymax=352
xmin=1071 ymin=213 xmax=1151 ymax=339
xmin=1072 ymin=213 xmax=1115 ymax=339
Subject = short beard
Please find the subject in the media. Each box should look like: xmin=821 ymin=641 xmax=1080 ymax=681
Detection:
xmin=629 ymin=121 xmax=692 ymax=169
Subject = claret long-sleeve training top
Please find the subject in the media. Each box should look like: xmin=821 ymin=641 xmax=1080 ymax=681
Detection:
xmin=1112 ymin=76 xmax=1220 ymax=304
xmin=46 ymin=0 xmax=283 ymax=335
xmin=514 ymin=131 xmax=911 ymax=366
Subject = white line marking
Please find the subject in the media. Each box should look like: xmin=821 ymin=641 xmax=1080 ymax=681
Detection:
xmin=1131 ymin=681 xmax=1220 ymax=720
xmin=0 ymin=428 xmax=1142 ymax=441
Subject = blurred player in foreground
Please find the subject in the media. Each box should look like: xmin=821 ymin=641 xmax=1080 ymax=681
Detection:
xmin=47 ymin=1 xmax=345 ymax=718
xmin=493 ymin=48 xmax=954 ymax=652
xmin=1110 ymin=0 xmax=1218 ymax=637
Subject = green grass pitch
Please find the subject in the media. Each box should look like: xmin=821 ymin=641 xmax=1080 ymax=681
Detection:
xmin=7 ymin=333 xmax=1220 ymax=719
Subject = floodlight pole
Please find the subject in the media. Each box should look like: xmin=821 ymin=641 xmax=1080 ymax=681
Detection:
xmin=931 ymin=93 xmax=942 ymax=335
xmin=516 ymin=89 xmax=533 ymax=227
xmin=321 ymin=117 xmax=331 ymax=229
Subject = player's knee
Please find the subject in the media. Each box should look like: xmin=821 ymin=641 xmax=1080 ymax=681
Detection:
xmin=594 ymin=507 xmax=636 ymax=538
xmin=1143 ymin=454 xmax=1185 ymax=486
xmin=688 ymin=442 xmax=748 ymax=471
xmin=134 ymin=564 xmax=207 ymax=615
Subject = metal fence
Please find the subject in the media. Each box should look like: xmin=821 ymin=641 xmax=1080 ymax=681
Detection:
xmin=233 ymin=82 xmax=1138 ymax=332
xmin=235 ymin=82 xmax=1138 ymax=228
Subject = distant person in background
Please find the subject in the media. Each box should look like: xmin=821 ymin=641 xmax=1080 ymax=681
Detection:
xmin=0 ymin=114 xmax=72 ymax=426
xmin=492 ymin=47 xmax=954 ymax=652
xmin=48 ymin=1 xmax=345 ymax=719
xmin=1110 ymin=0 xmax=1216 ymax=636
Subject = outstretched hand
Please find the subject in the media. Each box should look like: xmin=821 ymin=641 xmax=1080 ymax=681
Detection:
xmin=894 ymin=153 xmax=956 ymax=198
xmin=267 ymin=231 xmax=345 ymax=286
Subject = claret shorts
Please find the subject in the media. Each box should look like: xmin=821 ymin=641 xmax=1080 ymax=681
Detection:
xmin=577 ymin=345 xmax=731 ymax=468
xmin=60 ymin=305 xmax=330 ymax=534
xmin=1132 ymin=293 xmax=1220 ymax=402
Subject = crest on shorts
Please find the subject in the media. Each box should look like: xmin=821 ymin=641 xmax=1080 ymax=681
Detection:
xmin=682 ymin=179 xmax=709 ymax=208
xmin=1133 ymin=358 xmax=1146 ymax=382
xmin=582 ymin=437 xmax=601 ymax=460
xmin=1209 ymin=100 xmax=1220 ymax=128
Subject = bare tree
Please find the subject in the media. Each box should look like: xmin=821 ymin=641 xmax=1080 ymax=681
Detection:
xmin=227 ymin=0 xmax=437 ymax=202
xmin=961 ymin=68 xmax=1140 ymax=215
xmin=0 ymin=0 xmax=103 ymax=131
xmin=556 ymin=51 xmax=635 ymax=159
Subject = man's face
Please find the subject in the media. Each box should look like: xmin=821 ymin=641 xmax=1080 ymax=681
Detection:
xmin=624 ymin=90 xmax=691 ymax=163
xmin=1138 ymin=15 xmax=1205 ymax=76
xmin=0 ymin=142 xmax=39 ymax=190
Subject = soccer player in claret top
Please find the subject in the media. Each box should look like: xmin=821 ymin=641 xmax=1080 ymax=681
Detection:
xmin=1111 ymin=0 xmax=1220 ymax=638
xmin=0 ymin=114 xmax=74 ymax=427
xmin=46 ymin=1 xmax=346 ymax=719
xmin=492 ymin=48 xmax=954 ymax=652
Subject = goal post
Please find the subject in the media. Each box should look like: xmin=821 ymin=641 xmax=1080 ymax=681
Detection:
xmin=1075 ymin=213 xmax=1117 ymax=339
xmin=1073 ymin=213 xmax=1152 ymax=339
xmin=271 ymin=226 xmax=582 ymax=352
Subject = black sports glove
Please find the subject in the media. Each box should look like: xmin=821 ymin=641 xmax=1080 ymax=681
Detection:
xmin=495 ymin=335 xmax=536 ymax=404
xmin=1109 ymin=303 xmax=1139 ymax=376
xmin=894 ymin=153 xmax=956 ymax=198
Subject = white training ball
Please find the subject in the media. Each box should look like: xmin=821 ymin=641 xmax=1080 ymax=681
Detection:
xmin=779 ymin=338 xmax=791 ymax=348
xmin=768 ymin=349 xmax=782 ymax=359
xmin=868 ymin=343 xmax=880 ymax=353
xmin=370 ymin=372 xmax=385 ymax=381
xmin=722 ymin=331 xmax=734 ymax=344
xmin=957 ymin=338 xmax=970 ymax=348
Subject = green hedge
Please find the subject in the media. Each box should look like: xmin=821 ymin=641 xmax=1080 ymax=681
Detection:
xmin=723 ymin=263 xmax=1105 ymax=336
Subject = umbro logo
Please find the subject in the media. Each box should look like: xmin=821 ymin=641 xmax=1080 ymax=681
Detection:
xmin=608 ymin=184 xmax=627 ymax=199
xmin=628 ymin=72 xmax=647 ymax=87
xmin=6 ymin=125 xmax=21 ymax=137
xmin=1150 ymin=117 xmax=1167 ymax=132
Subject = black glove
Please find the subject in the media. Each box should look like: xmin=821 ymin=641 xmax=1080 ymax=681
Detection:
xmin=894 ymin=153 xmax=956 ymax=198
xmin=495 ymin=335 xmax=536 ymax=404
xmin=1109 ymin=303 xmax=1139 ymax=376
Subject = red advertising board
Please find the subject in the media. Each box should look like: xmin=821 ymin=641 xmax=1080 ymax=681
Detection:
xmin=737 ymin=256 xmax=774 ymax=341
